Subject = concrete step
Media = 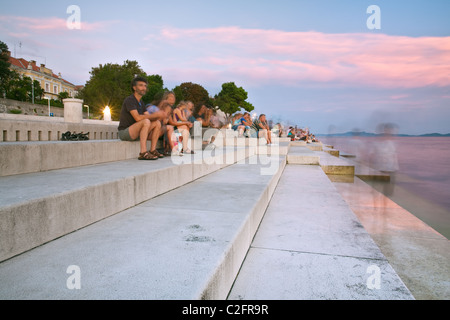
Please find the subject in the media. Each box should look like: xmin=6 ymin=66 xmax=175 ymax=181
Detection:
xmin=228 ymin=164 xmax=414 ymax=300
xmin=286 ymin=145 xmax=320 ymax=165
xmin=0 ymin=153 xmax=286 ymax=299
xmin=0 ymin=130 xmax=280 ymax=177
xmin=0 ymin=140 xmax=158 ymax=177
xmin=0 ymin=146 xmax=254 ymax=262
xmin=317 ymin=151 xmax=355 ymax=175
xmin=286 ymin=145 xmax=355 ymax=175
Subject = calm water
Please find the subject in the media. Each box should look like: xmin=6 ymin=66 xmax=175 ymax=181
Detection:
xmin=320 ymin=136 xmax=450 ymax=238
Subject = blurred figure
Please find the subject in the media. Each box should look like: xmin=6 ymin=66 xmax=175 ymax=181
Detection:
xmin=371 ymin=122 xmax=399 ymax=200
xmin=348 ymin=128 xmax=368 ymax=164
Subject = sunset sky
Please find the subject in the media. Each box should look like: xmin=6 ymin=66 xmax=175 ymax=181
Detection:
xmin=1 ymin=0 xmax=449 ymax=135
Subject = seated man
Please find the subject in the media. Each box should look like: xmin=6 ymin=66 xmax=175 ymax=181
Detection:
xmin=250 ymin=114 xmax=271 ymax=144
xmin=118 ymin=76 xmax=166 ymax=160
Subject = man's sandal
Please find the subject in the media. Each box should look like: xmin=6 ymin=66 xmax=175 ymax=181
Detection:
xmin=138 ymin=151 xmax=158 ymax=160
xmin=150 ymin=150 xmax=165 ymax=158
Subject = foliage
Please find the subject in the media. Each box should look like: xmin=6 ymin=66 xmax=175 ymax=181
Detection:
xmin=58 ymin=91 xmax=70 ymax=101
xmin=214 ymin=82 xmax=254 ymax=116
xmin=4 ymin=72 xmax=44 ymax=102
xmin=80 ymin=60 xmax=147 ymax=119
xmin=35 ymin=98 xmax=64 ymax=108
xmin=0 ymin=41 xmax=12 ymax=97
xmin=142 ymin=74 xmax=165 ymax=104
xmin=172 ymin=82 xmax=211 ymax=107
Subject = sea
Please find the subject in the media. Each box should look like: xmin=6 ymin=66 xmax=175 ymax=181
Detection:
xmin=319 ymin=136 xmax=450 ymax=239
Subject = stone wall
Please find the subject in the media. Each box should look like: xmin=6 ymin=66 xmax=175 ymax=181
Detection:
xmin=0 ymin=98 xmax=87 ymax=118
xmin=0 ymin=114 xmax=120 ymax=142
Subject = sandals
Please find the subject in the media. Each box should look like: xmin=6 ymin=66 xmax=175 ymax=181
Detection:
xmin=182 ymin=149 xmax=195 ymax=154
xmin=150 ymin=150 xmax=165 ymax=158
xmin=138 ymin=151 xmax=158 ymax=160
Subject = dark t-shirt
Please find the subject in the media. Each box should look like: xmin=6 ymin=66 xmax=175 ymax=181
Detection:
xmin=118 ymin=94 xmax=145 ymax=131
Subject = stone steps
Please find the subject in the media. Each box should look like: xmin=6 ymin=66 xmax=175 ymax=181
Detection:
xmin=0 ymin=144 xmax=255 ymax=263
xmin=286 ymin=144 xmax=389 ymax=180
xmin=0 ymin=133 xmax=404 ymax=300
xmin=0 ymin=150 xmax=286 ymax=299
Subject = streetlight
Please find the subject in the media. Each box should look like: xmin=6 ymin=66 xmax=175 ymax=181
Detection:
xmin=103 ymin=106 xmax=111 ymax=121
xmin=45 ymin=96 xmax=50 ymax=116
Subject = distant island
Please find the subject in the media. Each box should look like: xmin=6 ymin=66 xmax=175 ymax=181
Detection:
xmin=316 ymin=131 xmax=450 ymax=137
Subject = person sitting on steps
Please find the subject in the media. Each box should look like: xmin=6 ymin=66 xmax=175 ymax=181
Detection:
xmin=173 ymin=101 xmax=195 ymax=154
xmin=118 ymin=76 xmax=166 ymax=160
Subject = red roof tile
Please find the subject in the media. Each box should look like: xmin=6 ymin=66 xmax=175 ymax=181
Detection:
xmin=8 ymin=56 xmax=75 ymax=86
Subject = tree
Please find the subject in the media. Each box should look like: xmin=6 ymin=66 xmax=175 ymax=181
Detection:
xmin=58 ymin=91 xmax=70 ymax=101
xmin=80 ymin=60 xmax=146 ymax=119
xmin=214 ymin=82 xmax=254 ymax=116
xmin=5 ymin=73 xmax=44 ymax=102
xmin=142 ymin=74 xmax=164 ymax=104
xmin=0 ymin=41 xmax=13 ymax=97
xmin=172 ymin=82 xmax=211 ymax=107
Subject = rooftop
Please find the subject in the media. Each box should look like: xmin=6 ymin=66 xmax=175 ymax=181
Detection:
xmin=7 ymin=50 xmax=75 ymax=87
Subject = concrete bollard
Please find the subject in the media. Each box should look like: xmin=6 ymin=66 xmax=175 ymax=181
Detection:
xmin=63 ymin=98 xmax=83 ymax=123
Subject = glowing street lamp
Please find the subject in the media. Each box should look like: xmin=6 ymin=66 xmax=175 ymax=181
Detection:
xmin=103 ymin=106 xmax=111 ymax=121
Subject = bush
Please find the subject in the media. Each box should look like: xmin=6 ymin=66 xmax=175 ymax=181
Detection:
xmin=9 ymin=109 xmax=22 ymax=114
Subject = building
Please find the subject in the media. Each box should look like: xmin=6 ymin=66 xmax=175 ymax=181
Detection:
xmin=7 ymin=51 xmax=77 ymax=100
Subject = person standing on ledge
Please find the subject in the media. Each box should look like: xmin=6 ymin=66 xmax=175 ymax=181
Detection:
xmin=118 ymin=76 xmax=166 ymax=160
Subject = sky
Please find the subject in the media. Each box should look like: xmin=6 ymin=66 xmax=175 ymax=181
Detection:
xmin=1 ymin=0 xmax=449 ymax=135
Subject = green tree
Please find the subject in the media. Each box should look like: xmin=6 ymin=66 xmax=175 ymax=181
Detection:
xmin=172 ymin=82 xmax=211 ymax=107
xmin=81 ymin=60 xmax=146 ymax=119
xmin=142 ymin=74 xmax=164 ymax=104
xmin=214 ymin=82 xmax=254 ymax=116
xmin=0 ymin=41 xmax=13 ymax=97
xmin=5 ymin=73 xmax=44 ymax=102
xmin=58 ymin=91 xmax=70 ymax=101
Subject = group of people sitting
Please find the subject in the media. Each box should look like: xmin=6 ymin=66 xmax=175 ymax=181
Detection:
xmin=118 ymin=77 xmax=193 ymax=160
xmin=230 ymin=112 xmax=273 ymax=145
xmin=118 ymin=77 xmax=241 ymax=160
xmin=118 ymin=76 xmax=312 ymax=160
xmin=287 ymin=126 xmax=319 ymax=143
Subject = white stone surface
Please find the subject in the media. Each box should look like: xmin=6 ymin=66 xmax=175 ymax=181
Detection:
xmin=0 ymin=155 xmax=285 ymax=299
xmin=228 ymin=165 xmax=414 ymax=300
xmin=0 ymin=147 xmax=250 ymax=262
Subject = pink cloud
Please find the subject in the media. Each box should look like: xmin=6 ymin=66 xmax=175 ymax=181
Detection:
xmin=0 ymin=15 xmax=117 ymax=33
xmin=149 ymin=27 xmax=450 ymax=88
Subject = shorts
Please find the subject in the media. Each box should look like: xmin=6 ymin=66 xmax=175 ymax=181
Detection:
xmin=118 ymin=127 xmax=139 ymax=141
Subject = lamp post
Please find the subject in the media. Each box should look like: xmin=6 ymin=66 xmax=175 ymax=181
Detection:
xmin=103 ymin=106 xmax=111 ymax=122
xmin=45 ymin=97 xmax=50 ymax=116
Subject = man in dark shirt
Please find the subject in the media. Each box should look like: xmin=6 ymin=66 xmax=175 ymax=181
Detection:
xmin=250 ymin=114 xmax=271 ymax=144
xmin=118 ymin=77 xmax=166 ymax=160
